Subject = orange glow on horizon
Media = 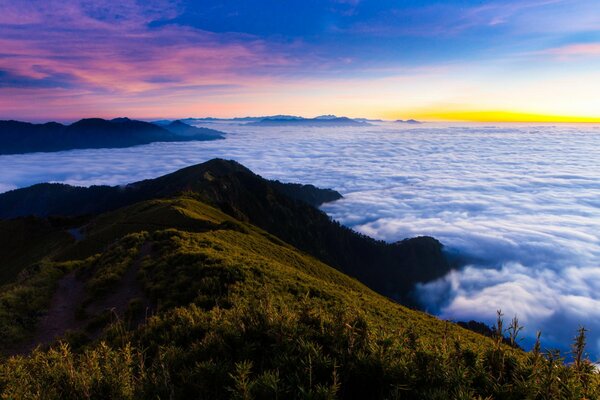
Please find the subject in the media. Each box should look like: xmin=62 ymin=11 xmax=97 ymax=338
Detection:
xmin=403 ymin=110 xmax=600 ymax=123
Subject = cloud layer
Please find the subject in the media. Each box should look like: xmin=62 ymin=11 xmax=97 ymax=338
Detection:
xmin=1 ymin=121 xmax=599 ymax=356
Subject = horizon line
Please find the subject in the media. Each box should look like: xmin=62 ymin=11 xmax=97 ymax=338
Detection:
xmin=3 ymin=111 xmax=600 ymax=125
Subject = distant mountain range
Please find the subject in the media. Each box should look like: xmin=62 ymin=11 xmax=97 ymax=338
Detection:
xmin=248 ymin=115 xmax=370 ymax=126
xmin=163 ymin=115 xmax=380 ymax=126
xmin=0 ymin=118 xmax=225 ymax=155
xmin=395 ymin=119 xmax=422 ymax=124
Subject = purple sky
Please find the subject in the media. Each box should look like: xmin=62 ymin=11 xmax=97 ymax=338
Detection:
xmin=1 ymin=0 xmax=599 ymax=121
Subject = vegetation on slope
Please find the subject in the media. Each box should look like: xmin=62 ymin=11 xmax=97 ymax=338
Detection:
xmin=0 ymin=197 xmax=597 ymax=399
xmin=0 ymin=159 xmax=448 ymax=304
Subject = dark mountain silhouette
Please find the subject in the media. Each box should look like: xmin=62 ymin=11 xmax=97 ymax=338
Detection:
xmin=181 ymin=116 xmax=262 ymax=123
xmin=0 ymin=159 xmax=447 ymax=303
xmin=261 ymin=114 xmax=305 ymax=120
xmin=0 ymin=118 xmax=225 ymax=155
xmin=396 ymin=119 xmax=422 ymax=124
xmin=165 ymin=115 xmax=374 ymax=126
xmin=355 ymin=118 xmax=383 ymax=123
xmin=161 ymin=120 xmax=225 ymax=139
xmin=249 ymin=115 xmax=370 ymax=126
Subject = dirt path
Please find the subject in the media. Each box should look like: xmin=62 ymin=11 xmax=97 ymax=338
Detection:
xmin=85 ymin=241 xmax=153 ymax=324
xmin=8 ymin=242 xmax=153 ymax=355
xmin=8 ymin=271 xmax=87 ymax=355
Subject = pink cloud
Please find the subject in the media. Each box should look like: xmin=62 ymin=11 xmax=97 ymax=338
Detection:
xmin=0 ymin=0 xmax=321 ymax=118
xmin=539 ymin=43 xmax=600 ymax=59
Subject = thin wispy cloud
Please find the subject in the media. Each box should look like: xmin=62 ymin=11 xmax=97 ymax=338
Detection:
xmin=0 ymin=0 xmax=598 ymax=120
xmin=537 ymin=43 xmax=600 ymax=59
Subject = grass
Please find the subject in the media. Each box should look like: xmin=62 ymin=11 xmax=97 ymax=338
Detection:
xmin=0 ymin=197 xmax=598 ymax=399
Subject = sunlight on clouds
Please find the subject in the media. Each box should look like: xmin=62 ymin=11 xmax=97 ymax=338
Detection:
xmin=415 ymin=111 xmax=600 ymax=123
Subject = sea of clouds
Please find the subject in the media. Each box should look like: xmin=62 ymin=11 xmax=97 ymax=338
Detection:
xmin=1 ymin=121 xmax=599 ymax=356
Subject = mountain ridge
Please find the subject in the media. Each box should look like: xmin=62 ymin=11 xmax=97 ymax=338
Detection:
xmin=0 ymin=159 xmax=447 ymax=304
xmin=0 ymin=118 xmax=225 ymax=155
xmin=0 ymin=159 xmax=597 ymax=398
xmin=249 ymin=115 xmax=369 ymax=127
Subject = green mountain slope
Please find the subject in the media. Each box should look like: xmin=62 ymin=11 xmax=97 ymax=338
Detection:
xmin=0 ymin=159 xmax=449 ymax=304
xmin=0 ymin=195 xmax=597 ymax=398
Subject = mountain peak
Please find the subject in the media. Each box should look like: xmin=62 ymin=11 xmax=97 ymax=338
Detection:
xmin=395 ymin=119 xmax=421 ymax=124
xmin=110 ymin=117 xmax=132 ymax=123
xmin=162 ymin=120 xmax=225 ymax=139
xmin=160 ymin=158 xmax=251 ymax=180
xmin=168 ymin=120 xmax=189 ymax=127
xmin=261 ymin=115 xmax=304 ymax=121
xmin=314 ymin=114 xmax=338 ymax=120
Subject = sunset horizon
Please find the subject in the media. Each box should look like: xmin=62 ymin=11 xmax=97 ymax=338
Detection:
xmin=7 ymin=111 xmax=600 ymax=125
xmin=1 ymin=1 xmax=598 ymax=123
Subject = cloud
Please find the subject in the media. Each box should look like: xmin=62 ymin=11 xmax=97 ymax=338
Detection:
xmin=0 ymin=0 xmax=327 ymax=118
xmin=537 ymin=43 xmax=600 ymax=59
xmin=1 ymin=122 xmax=599 ymax=358
xmin=338 ymin=0 xmax=567 ymax=37
xmin=1 ymin=0 xmax=599 ymax=120
xmin=417 ymin=264 xmax=600 ymax=350
xmin=0 ymin=69 xmax=78 ymax=89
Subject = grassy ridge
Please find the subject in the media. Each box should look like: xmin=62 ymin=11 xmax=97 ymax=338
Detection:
xmin=0 ymin=197 xmax=598 ymax=398
xmin=0 ymin=159 xmax=450 ymax=305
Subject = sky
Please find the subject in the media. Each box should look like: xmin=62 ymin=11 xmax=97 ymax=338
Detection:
xmin=0 ymin=0 xmax=599 ymax=122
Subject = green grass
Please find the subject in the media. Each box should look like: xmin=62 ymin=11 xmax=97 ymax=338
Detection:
xmin=0 ymin=258 xmax=84 ymax=348
xmin=0 ymin=197 xmax=598 ymax=399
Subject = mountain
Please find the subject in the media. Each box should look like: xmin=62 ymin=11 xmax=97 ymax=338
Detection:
xmin=168 ymin=115 xmax=374 ymax=126
xmin=354 ymin=118 xmax=383 ymax=123
xmin=0 ymin=118 xmax=225 ymax=155
xmin=162 ymin=120 xmax=225 ymax=139
xmin=314 ymin=114 xmax=338 ymax=120
xmin=180 ymin=117 xmax=263 ymax=123
xmin=0 ymin=162 xmax=596 ymax=398
xmin=249 ymin=116 xmax=370 ymax=127
xmin=0 ymin=160 xmax=341 ymax=219
xmin=396 ymin=119 xmax=422 ymax=124
xmin=261 ymin=114 xmax=305 ymax=121
xmin=0 ymin=159 xmax=445 ymax=303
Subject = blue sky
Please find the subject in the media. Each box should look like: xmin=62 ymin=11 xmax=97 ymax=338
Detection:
xmin=0 ymin=0 xmax=598 ymax=120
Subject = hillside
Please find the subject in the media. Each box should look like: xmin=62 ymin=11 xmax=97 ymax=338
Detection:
xmin=0 ymin=118 xmax=225 ymax=155
xmin=0 ymin=159 xmax=446 ymax=304
xmin=1 ymin=191 xmax=597 ymax=398
xmin=0 ymin=217 xmax=75 ymax=285
xmin=161 ymin=120 xmax=225 ymax=139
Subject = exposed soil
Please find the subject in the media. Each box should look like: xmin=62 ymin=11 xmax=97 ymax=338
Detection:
xmin=85 ymin=241 xmax=153 ymax=326
xmin=8 ymin=242 xmax=153 ymax=355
